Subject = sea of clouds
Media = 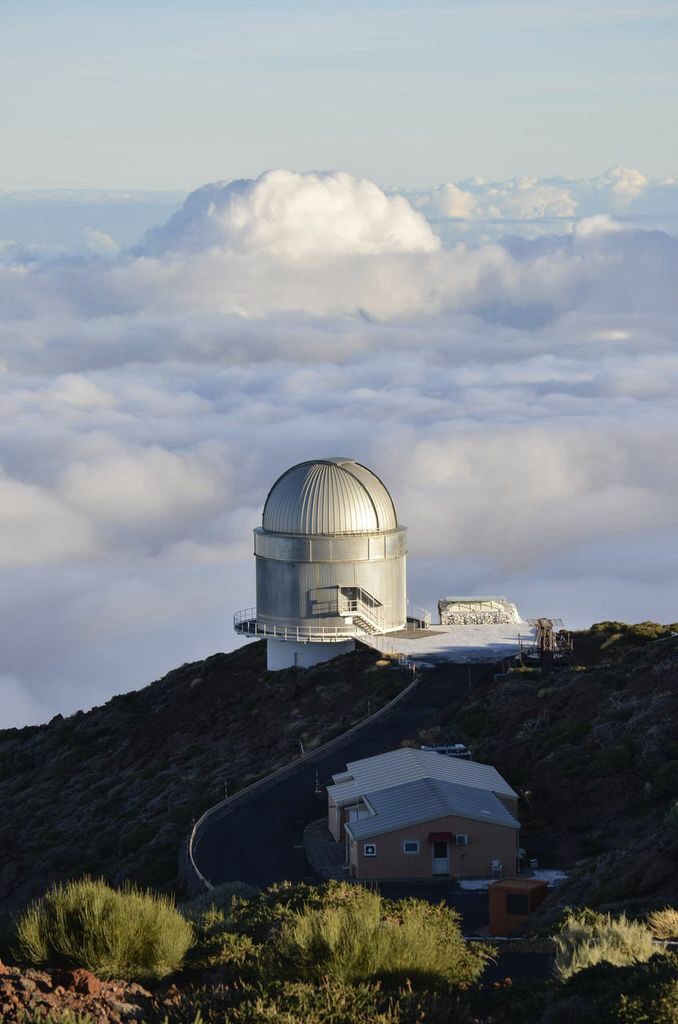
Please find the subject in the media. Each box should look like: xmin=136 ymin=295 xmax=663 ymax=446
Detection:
xmin=1 ymin=167 xmax=677 ymax=727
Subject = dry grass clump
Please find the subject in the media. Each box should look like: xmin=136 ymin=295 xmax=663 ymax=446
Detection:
xmin=554 ymin=909 xmax=657 ymax=981
xmin=269 ymin=884 xmax=492 ymax=988
xmin=647 ymin=907 xmax=678 ymax=940
xmin=15 ymin=876 xmax=193 ymax=980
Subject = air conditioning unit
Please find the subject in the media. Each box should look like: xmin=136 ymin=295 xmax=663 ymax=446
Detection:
xmin=455 ymin=834 xmax=469 ymax=847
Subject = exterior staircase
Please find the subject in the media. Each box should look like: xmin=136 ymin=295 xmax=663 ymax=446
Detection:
xmin=339 ymin=595 xmax=383 ymax=635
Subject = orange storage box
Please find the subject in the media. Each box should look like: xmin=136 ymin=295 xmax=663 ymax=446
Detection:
xmin=488 ymin=877 xmax=548 ymax=936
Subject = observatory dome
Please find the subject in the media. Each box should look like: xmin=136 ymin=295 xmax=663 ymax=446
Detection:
xmin=262 ymin=458 xmax=398 ymax=536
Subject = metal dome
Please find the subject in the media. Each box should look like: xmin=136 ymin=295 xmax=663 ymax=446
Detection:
xmin=262 ymin=458 xmax=398 ymax=536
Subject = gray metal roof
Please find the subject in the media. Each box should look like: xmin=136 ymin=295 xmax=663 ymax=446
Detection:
xmin=346 ymin=777 xmax=519 ymax=840
xmin=262 ymin=458 xmax=398 ymax=536
xmin=329 ymin=747 xmax=517 ymax=805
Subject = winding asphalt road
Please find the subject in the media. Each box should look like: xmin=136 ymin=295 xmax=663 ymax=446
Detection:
xmin=193 ymin=661 xmax=496 ymax=928
xmin=190 ymin=658 xmax=558 ymax=973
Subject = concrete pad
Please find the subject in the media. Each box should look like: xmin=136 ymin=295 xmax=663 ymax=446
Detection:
xmin=304 ymin=817 xmax=351 ymax=881
xmin=388 ymin=623 xmax=537 ymax=663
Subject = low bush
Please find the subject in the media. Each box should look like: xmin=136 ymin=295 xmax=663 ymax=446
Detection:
xmin=20 ymin=1014 xmax=93 ymax=1024
xmin=653 ymin=760 xmax=678 ymax=798
xmin=14 ymin=876 xmax=193 ymax=980
xmin=563 ymin=952 xmax=678 ymax=1024
xmin=185 ymin=905 xmax=258 ymax=976
xmin=181 ymin=880 xmax=259 ymax=921
xmin=227 ymin=880 xmax=323 ymax=943
xmin=175 ymin=980 xmax=474 ymax=1024
xmin=554 ymin=908 xmax=657 ymax=981
xmin=227 ymin=981 xmax=404 ymax=1024
xmin=648 ymin=906 xmax=678 ymax=940
xmin=267 ymin=884 xmax=492 ymax=989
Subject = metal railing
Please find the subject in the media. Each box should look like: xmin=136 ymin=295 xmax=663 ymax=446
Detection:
xmin=338 ymin=597 xmax=384 ymax=633
xmin=407 ymin=604 xmax=432 ymax=628
xmin=234 ymin=608 xmax=365 ymax=643
xmin=186 ymin=665 xmax=421 ymax=892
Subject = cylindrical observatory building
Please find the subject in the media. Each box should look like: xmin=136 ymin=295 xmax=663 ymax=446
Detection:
xmin=234 ymin=458 xmax=407 ymax=669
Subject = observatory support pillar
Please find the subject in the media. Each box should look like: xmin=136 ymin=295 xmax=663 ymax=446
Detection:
xmin=266 ymin=638 xmax=355 ymax=671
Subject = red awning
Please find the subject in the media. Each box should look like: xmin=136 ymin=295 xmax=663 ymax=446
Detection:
xmin=428 ymin=832 xmax=453 ymax=842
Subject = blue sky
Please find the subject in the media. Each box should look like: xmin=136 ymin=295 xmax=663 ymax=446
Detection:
xmin=3 ymin=0 xmax=677 ymax=188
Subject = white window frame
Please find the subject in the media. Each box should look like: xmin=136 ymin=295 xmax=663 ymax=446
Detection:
xmin=363 ymin=843 xmax=377 ymax=857
xmin=455 ymin=833 xmax=469 ymax=847
xmin=402 ymin=839 xmax=420 ymax=855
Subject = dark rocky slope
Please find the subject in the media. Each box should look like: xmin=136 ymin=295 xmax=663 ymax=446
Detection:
xmin=0 ymin=641 xmax=408 ymax=929
xmin=414 ymin=622 xmax=678 ymax=912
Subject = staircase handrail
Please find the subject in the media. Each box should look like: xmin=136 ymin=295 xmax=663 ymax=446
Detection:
xmin=338 ymin=596 xmax=384 ymax=631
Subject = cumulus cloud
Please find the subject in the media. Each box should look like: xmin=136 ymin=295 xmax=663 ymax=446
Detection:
xmin=139 ymin=169 xmax=440 ymax=259
xmin=413 ymin=177 xmax=577 ymax=224
xmin=593 ymin=166 xmax=648 ymax=204
xmin=402 ymin=167 xmax=676 ymax=246
xmin=83 ymin=227 xmax=119 ymax=255
xmin=1 ymin=167 xmax=677 ymax=727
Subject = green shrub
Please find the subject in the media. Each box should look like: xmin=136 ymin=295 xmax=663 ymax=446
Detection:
xmin=229 ymin=880 xmax=334 ymax=943
xmin=14 ymin=876 xmax=193 ymax=980
xmin=185 ymin=904 xmax=258 ymax=976
xmin=618 ymin=978 xmax=678 ymax=1024
xmin=20 ymin=1014 xmax=93 ymax=1024
xmin=227 ymin=981 xmax=402 ymax=1024
xmin=563 ymin=953 xmax=678 ymax=1024
xmin=652 ymin=761 xmax=678 ymax=798
xmin=648 ymin=907 xmax=678 ymax=940
xmin=267 ymin=884 xmax=492 ymax=989
xmin=225 ymin=980 xmax=472 ymax=1024
xmin=554 ymin=909 xmax=657 ymax=981
xmin=181 ymin=880 xmax=259 ymax=921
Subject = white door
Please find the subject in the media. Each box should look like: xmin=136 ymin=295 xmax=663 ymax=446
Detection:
xmin=432 ymin=840 xmax=450 ymax=875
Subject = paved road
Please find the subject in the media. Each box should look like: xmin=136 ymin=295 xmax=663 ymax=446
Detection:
xmin=194 ymin=661 xmax=494 ymax=927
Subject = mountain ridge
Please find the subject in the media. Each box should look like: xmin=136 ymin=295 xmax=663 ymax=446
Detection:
xmin=0 ymin=641 xmax=409 ymax=932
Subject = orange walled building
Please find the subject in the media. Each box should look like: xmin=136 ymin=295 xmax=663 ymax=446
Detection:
xmin=327 ymin=747 xmax=520 ymax=882
xmin=489 ymin=877 xmax=548 ymax=936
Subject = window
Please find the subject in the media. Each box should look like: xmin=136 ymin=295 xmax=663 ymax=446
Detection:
xmin=363 ymin=843 xmax=377 ymax=857
xmin=506 ymin=892 xmax=529 ymax=916
xmin=455 ymin=834 xmax=469 ymax=847
xmin=402 ymin=840 xmax=419 ymax=854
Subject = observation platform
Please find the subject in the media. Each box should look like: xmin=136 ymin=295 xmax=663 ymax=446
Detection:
xmin=234 ymin=608 xmax=361 ymax=643
xmin=385 ymin=622 xmax=537 ymax=664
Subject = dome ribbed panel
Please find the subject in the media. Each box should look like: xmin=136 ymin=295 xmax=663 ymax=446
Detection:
xmin=262 ymin=458 xmax=398 ymax=535
xmin=345 ymin=462 xmax=398 ymax=531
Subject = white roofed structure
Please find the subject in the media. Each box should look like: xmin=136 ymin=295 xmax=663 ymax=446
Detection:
xmin=346 ymin=777 xmax=519 ymax=840
xmin=327 ymin=746 xmax=521 ymax=881
xmin=328 ymin=746 xmax=518 ymax=807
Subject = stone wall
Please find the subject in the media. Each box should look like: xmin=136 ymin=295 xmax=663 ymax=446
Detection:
xmin=438 ymin=597 xmax=522 ymax=626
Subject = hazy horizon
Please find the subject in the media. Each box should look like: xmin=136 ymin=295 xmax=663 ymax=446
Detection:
xmin=3 ymin=0 xmax=677 ymax=189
